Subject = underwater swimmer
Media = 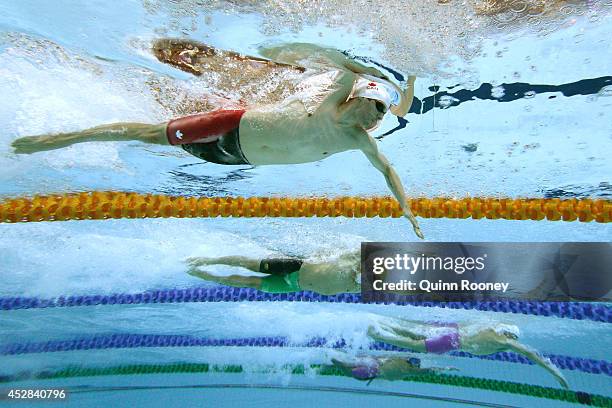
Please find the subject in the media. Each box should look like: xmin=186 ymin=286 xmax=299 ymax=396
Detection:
xmin=186 ymin=250 xmax=360 ymax=295
xmin=367 ymin=317 xmax=569 ymax=389
xmin=11 ymin=43 xmax=423 ymax=238
xmin=328 ymin=353 xmax=457 ymax=384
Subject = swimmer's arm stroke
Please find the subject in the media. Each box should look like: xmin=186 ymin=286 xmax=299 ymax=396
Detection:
xmin=319 ymin=70 xmax=358 ymax=109
xmin=357 ymin=131 xmax=424 ymax=238
xmin=258 ymin=43 xmax=416 ymax=117
xmin=506 ymin=339 xmax=569 ymax=389
xmin=258 ymin=43 xmax=389 ymax=80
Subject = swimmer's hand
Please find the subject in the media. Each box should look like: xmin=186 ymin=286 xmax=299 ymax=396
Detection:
xmin=546 ymin=361 xmax=569 ymax=389
xmin=359 ymin=132 xmax=425 ymax=239
xmin=556 ymin=372 xmax=570 ymax=390
xmin=401 ymin=201 xmax=424 ymax=239
xmin=407 ymin=211 xmax=425 ymax=239
xmin=507 ymin=340 xmax=569 ymax=389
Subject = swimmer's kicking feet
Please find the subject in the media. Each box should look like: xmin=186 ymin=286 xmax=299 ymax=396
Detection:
xmin=186 ymin=250 xmax=360 ymax=295
xmin=11 ymin=43 xmax=423 ymax=238
xmin=367 ymin=317 xmax=569 ymax=389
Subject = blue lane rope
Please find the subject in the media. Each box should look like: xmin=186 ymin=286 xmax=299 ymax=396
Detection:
xmin=1 ymin=334 xmax=610 ymax=377
xmin=1 ymin=286 xmax=610 ymax=323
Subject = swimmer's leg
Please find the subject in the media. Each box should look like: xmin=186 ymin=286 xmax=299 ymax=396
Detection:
xmin=187 ymin=268 xmax=262 ymax=290
xmin=330 ymin=358 xmax=358 ymax=377
xmin=187 ymin=256 xmax=303 ymax=278
xmin=186 ymin=256 xmax=261 ymax=273
xmin=367 ymin=324 xmax=426 ymax=352
xmin=377 ymin=320 xmax=427 ymax=340
xmin=12 ymin=123 xmax=168 ymax=154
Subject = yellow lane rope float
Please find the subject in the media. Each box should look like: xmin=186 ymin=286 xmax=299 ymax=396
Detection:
xmin=0 ymin=192 xmax=609 ymax=223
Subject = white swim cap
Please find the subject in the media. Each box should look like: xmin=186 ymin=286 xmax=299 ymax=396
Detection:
xmin=350 ymin=75 xmax=401 ymax=111
xmin=494 ymin=324 xmax=520 ymax=339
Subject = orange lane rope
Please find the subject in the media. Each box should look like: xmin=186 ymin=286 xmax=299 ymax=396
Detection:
xmin=0 ymin=192 xmax=609 ymax=223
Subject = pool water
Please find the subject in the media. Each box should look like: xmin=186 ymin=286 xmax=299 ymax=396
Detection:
xmin=1 ymin=1 xmax=611 ymax=407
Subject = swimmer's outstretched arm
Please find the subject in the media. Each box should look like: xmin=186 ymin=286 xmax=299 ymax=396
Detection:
xmin=259 ymin=43 xmax=416 ymax=117
xmin=12 ymin=123 xmax=168 ymax=154
xmin=506 ymin=340 xmax=569 ymax=389
xmin=357 ymin=132 xmax=424 ymax=238
xmin=258 ymin=43 xmax=389 ymax=80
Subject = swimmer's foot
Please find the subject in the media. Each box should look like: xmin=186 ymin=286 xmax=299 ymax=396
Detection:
xmin=12 ymin=130 xmax=97 ymax=154
xmin=187 ymin=268 xmax=228 ymax=285
xmin=186 ymin=257 xmax=216 ymax=268
xmin=367 ymin=325 xmax=382 ymax=339
xmin=12 ymin=134 xmax=70 ymax=154
xmin=187 ymin=267 xmax=215 ymax=280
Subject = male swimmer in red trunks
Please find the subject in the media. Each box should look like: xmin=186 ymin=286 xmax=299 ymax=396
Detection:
xmin=11 ymin=43 xmax=423 ymax=238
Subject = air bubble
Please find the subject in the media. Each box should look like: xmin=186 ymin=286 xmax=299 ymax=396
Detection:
xmin=491 ymin=86 xmax=505 ymax=99
xmin=589 ymin=13 xmax=600 ymax=22
xmin=524 ymin=91 xmax=536 ymax=98
xmin=560 ymin=5 xmax=575 ymax=15
xmin=438 ymin=95 xmax=459 ymax=108
xmin=597 ymin=85 xmax=612 ymax=97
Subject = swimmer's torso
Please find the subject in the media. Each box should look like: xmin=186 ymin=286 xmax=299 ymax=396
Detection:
xmin=378 ymin=319 xmax=509 ymax=355
xmin=239 ymin=70 xmax=366 ymax=165
xmin=378 ymin=358 xmax=417 ymax=380
xmin=299 ymin=251 xmax=360 ymax=294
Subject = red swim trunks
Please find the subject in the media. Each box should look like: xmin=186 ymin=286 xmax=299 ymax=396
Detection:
xmin=166 ymin=109 xmax=248 ymax=165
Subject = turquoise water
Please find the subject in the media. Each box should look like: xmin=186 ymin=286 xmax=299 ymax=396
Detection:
xmin=1 ymin=1 xmax=611 ymax=406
